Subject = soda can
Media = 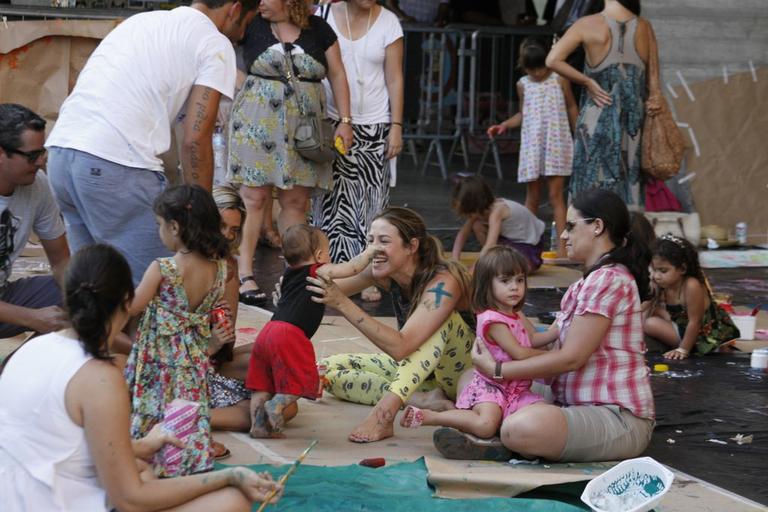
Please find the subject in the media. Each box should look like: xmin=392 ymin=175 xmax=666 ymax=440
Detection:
xmin=735 ymin=222 xmax=748 ymax=245
xmin=316 ymin=363 xmax=328 ymax=398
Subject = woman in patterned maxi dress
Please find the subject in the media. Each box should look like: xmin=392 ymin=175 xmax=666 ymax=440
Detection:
xmin=545 ymin=0 xmax=663 ymax=210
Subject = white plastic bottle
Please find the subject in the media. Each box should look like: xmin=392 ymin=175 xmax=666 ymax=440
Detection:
xmin=550 ymin=221 xmax=558 ymax=252
xmin=212 ymin=126 xmax=226 ymax=184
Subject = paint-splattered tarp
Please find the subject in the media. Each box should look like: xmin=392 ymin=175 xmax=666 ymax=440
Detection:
xmin=699 ymin=250 xmax=768 ymax=269
xmin=644 ymin=353 xmax=768 ymax=505
xmin=217 ymin=459 xmax=586 ymax=511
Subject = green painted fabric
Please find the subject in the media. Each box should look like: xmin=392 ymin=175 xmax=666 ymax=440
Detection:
xmin=218 ymin=458 xmax=586 ymax=511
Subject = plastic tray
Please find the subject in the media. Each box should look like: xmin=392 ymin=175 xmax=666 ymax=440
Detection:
xmin=581 ymin=457 xmax=674 ymax=512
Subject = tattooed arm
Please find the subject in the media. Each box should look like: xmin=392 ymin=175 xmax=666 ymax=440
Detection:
xmin=181 ymin=85 xmax=221 ymax=192
xmin=307 ymin=270 xmax=463 ymax=361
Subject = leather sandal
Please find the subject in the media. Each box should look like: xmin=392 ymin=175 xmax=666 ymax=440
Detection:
xmin=239 ymin=275 xmax=268 ymax=307
xmin=212 ymin=440 xmax=231 ymax=460
xmin=432 ymin=427 xmax=513 ymax=462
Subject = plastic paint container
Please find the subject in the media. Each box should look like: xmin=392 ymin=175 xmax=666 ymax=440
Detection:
xmin=581 ymin=457 xmax=674 ymax=512
xmin=751 ymin=349 xmax=768 ymax=370
xmin=731 ymin=314 xmax=757 ymax=340
xmin=653 ymin=364 xmax=669 ymax=373
xmin=735 ymin=222 xmax=748 ymax=245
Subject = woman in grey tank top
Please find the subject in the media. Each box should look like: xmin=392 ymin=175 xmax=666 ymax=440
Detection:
xmin=545 ymin=0 xmax=662 ymax=210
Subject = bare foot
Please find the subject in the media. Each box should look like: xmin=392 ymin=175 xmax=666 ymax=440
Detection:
xmin=249 ymin=407 xmax=271 ymax=438
xmin=349 ymin=406 xmax=395 ymax=443
xmin=361 ymin=285 xmax=382 ymax=302
xmin=406 ymin=388 xmax=455 ymax=412
xmin=264 ymin=399 xmax=287 ymax=434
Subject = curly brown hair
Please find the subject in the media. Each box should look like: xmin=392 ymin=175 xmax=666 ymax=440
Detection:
xmin=286 ymin=0 xmax=310 ymax=29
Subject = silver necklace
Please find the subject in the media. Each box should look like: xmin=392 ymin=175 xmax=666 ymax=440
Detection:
xmin=344 ymin=3 xmax=373 ymax=115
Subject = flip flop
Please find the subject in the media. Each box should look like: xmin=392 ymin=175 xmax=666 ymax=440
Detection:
xmin=212 ymin=440 xmax=231 ymax=460
xmin=432 ymin=427 xmax=513 ymax=462
xmin=400 ymin=405 xmax=425 ymax=428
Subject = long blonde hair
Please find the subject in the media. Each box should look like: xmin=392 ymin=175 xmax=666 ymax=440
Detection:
xmin=212 ymin=184 xmax=246 ymax=254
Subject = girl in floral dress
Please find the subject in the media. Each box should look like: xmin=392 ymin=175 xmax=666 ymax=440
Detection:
xmin=644 ymin=235 xmax=740 ymax=360
xmin=125 ymin=185 xmax=230 ymax=476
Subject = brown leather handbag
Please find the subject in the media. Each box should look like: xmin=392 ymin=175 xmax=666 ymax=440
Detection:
xmin=641 ymin=25 xmax=687 ymax=182
xmin=641 ymin=98 xmax=687 ymax=181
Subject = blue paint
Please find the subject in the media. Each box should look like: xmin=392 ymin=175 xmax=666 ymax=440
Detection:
xmin=426 ymin=282 xmax=453 ymax=308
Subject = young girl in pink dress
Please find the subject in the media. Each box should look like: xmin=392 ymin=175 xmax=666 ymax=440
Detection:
xmin=400 ymin=246 xmax=557 ymax=438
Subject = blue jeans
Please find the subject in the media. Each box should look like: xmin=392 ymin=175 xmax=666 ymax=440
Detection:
xmin=47 ymin=147 xmax=171 ymax=286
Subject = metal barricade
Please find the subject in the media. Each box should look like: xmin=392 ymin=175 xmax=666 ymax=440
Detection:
xmin=400 ymin=25 xmax=468 ymax=179
xmin=400 ymin=23 xmax=554 ymax=180
xmin=464 ymin=25 xmax=554 ymax=179
xmin=0 ymin=4 xmax=136 ymax=20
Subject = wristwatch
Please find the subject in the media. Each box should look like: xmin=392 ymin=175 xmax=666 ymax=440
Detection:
xmin=340 ymin=116 xmax=352 ymax=124
xmin=493 ymin=361 xmax=504 ymax=382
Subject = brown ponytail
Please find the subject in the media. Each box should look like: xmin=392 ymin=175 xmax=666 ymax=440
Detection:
xmin=65 ymin=244 xmax=135 ymax=360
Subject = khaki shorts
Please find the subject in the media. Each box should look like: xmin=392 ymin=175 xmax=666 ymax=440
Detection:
xmin=558 ymin=405 xmax=655 ymax=462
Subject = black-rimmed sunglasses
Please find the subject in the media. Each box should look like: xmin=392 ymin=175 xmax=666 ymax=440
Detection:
xmin=1 ymin=145 xmax=47 ymax=164
xmin=564 ymin=218 xmax=597 ymax=232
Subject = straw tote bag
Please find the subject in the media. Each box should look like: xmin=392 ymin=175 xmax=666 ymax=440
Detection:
xmin=640 ymin=28 xmax=686 ymax=181
xmin=641 ymin=98 xmax=687 ymax=181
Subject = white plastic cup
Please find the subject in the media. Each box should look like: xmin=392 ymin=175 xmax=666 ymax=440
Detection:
xmin=751 ymin=349 xmax=768 ymax=369
xmin=731 ymin=314 xmax=757 ymax=340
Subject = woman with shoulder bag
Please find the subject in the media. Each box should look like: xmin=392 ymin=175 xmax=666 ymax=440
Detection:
xmin=228 ymin=0 xmax=353 ymax=306
xmin=546 ymin=0 xmax=662 ymax=209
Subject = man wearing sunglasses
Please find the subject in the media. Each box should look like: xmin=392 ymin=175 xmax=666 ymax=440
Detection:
xmin=0 ymin=104 xmax=70 ymax=338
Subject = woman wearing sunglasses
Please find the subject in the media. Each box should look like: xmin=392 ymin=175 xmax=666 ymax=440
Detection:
xmin=435 ymin=188 xmax=656 ymax=463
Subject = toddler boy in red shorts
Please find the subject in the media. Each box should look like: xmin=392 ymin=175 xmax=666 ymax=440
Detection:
xmin=246 ymin=224 xmax=378 ymax=437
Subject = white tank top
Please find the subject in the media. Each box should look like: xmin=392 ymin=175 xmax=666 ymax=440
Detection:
xmin=0 ymin=332 xmax=106 ymax=511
